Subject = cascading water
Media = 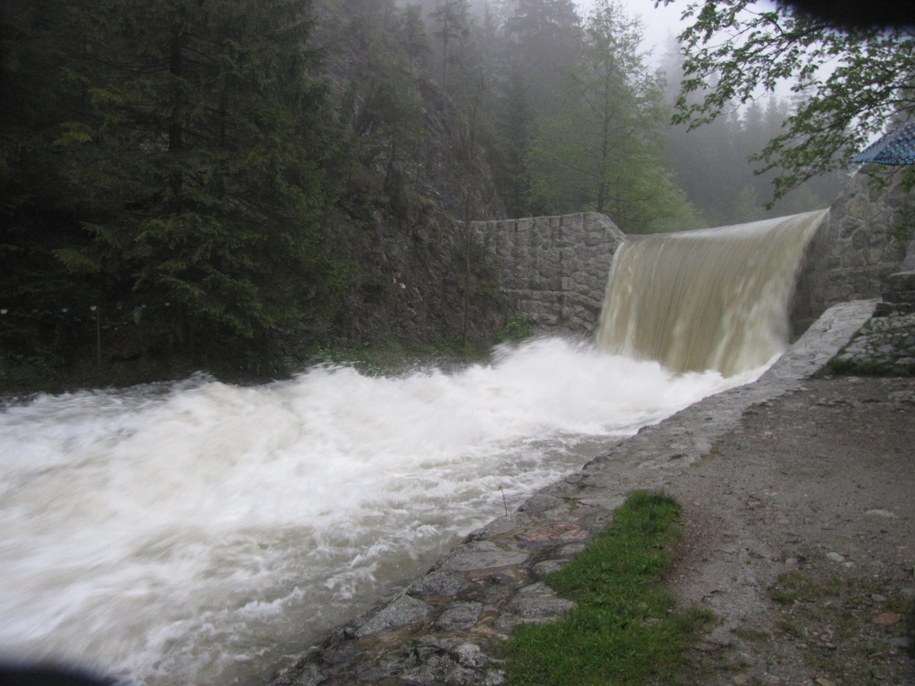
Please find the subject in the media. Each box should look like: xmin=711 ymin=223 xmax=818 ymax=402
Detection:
xmin=0 ymin=210 xmax=823 ymax=685
xmin=596 ymin=210 xmax=828 ymax=376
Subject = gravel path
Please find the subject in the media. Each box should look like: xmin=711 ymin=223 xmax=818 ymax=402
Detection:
xmin=667 ymin=375 xmax=915 ymax=686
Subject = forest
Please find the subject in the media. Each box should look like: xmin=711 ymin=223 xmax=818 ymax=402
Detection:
xmin=0 ymin=0 xmax=850 ymax=388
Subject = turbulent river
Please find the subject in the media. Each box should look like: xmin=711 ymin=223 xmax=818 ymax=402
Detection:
xmin=0 ymin=339 xmax=766 ymax=685
xmin=0 ymin=210 xmax=827 ymax=684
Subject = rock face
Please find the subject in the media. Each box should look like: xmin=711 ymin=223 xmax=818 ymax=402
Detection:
xmin=470 ymin=213 xmax=626 ymax=335
xmin=883 ymin=270 xmax=915 ymax=311
xmin=829 ymin=309 xmax=915 ymax=375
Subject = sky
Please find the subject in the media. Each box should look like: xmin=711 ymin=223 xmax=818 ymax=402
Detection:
xmin=575 ymin=0 xmax=690 ymax=59
xmin=575 ymin=0 xmax=801 ymax=101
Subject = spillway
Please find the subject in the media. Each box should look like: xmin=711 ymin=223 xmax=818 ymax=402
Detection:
xmin=596 ymin=210 xmax=827 ymax=376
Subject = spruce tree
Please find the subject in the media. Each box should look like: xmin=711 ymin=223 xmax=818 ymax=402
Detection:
xmin=53 ymin=0 xmax=343 ymax=363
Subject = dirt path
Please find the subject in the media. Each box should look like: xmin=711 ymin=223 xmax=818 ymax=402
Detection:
xmin=667 ymin=375 xmax=915 ymax=686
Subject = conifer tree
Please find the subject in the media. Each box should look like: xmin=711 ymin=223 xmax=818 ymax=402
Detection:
xmin=430 ymin=0 xmax=472 ymax=88
xmin=526 ymin=0 xmax=701 ymax=231
xmin=52 ymin=0 xmax=342 ymax=358
xmin=502 ymin=0 xmax=581 ymax=117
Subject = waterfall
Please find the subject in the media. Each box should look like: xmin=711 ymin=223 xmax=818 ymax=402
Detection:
xmin=596 ymin=210 xmax=828 ymax=376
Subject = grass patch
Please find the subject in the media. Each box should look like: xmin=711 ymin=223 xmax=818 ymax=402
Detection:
xmin=498 ymin=315 xmax=533 ymax=343
xmin=733 ymin=627 xmax=771 ymax=642
xmin=769 ymin=571 xmax=842 ymax=606
xmin=503 ymin=490 xmax=713 ymax=685
xmin=822 ymin=355 xmax=914 ymax=377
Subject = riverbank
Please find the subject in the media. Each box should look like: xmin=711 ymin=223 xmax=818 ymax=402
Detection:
xmin=270 ymin=300 xmax=913 ymax=685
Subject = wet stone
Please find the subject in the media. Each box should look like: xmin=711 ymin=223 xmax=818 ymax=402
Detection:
xmin=476 ymin=571 xmax=526 ymax=604
xmin=442 ymin=541 xmax=529 ymax=572
xmin=399 ymin=654 xmax=466 ymax=686
xmin=532 ymin=559 xmax=567 ymax=579
xmin=397 ymin=640 xmax=503 ymax=686
xmin=495 ymin=582 xmax=575 ymax=634
xmin=355 ymin=594 xmax=430 ymax=637
xmin=409 ymin=569 xmax=471 ymax=598
xmin=454 ymin=642 xmax=487 ymax=669
xmin=467 ymin=513 xmax=530 ymax=539
xmin=271 ymin=657 xmax=322 ymax=686
xmin=435 ymin=602 xmax=484 ymax=632
xmin=520 ymin=521 xmax=589 ymax=547
xmin=518 ymin=493 xmax=565 ymax=514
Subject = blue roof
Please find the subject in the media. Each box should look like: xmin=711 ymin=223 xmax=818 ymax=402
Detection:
xmin=852 ymin=120 xmax=915 ymax=165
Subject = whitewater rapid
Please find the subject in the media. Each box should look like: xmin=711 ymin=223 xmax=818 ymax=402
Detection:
xmin=0 ymin=338 xmax=769 ymax=685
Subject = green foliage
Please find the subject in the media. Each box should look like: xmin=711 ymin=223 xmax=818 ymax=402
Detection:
xmin=502 ymin=0 xmax=582 ymax=119
xmin=1 ymin=0 xmax=352 ymax=375
xmin=504 ymin=491 xmax=712 ymax=685
xmin=670 ymin=0 xmax=915 ymax=201
xmin=892 ymin=203 xmax=915 ymax=243
xmin=524 ymin=1 xmax=702 ymax=231
xmin=769 ymin=570 xmax=915 ymax=684
xmin=498 ymin=315 xmax=532 ymax=342
xmin=659 ymin=57 xmax=848 ymax=226
xmin=11 ymin=0 xmax=861 ymax=387
xmin=430 ymin=0 xmax=471 ymax=88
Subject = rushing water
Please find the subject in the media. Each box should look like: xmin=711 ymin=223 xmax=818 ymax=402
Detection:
xmin=0 ymin=338 xmax=766 ymax=685
xmin=0 ymin=209 xmax=826 ymax=684
xmin=596 ymin=210 xmax=827 ymax=375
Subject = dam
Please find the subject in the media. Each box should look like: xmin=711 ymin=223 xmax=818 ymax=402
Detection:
xmin=0 ymin=191 xmax=906 ymax=684
xmin=266 ymin=206 xmax=883 ymax=684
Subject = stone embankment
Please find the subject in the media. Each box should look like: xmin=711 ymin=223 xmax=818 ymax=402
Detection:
xmin=830 ymin=271 xmax=915 ymax=375
xmin=270 ymin=299 xmax=882 ymax=686
xmin=470 ymin=214 xmax=625 ymax=335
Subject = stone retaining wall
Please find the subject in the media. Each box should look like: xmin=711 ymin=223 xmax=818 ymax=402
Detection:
xmin=470 ymin=213 xmax=625 ymax=335
xmin=792 ymin=167 xmax=913 ymax=334
xmin=469 ymin=170 xmax=911 ymax=342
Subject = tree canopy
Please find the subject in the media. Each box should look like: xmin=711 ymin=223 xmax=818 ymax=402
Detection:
xmin=1 ymin=0 xmax=344 ymax=376
xmin=668 ymin=0 xmax=915 ymax=199
xmin=527 ymin=0 xmax=703 ymax=231
xmin=1 ymin=0 xmax=858 ymax=386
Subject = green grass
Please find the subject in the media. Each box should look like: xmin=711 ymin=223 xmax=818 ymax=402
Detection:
xmin=503 ymin=490 xmax=713 ymax=686
xmin=497 ymin=315 xmax=533 ymax=342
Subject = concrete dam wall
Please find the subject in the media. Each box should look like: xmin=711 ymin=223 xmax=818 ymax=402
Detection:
xmin=474 ymin=168 xmax=913 ymax=342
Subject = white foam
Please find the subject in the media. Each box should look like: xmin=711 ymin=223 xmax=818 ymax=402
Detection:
xmin=0 ymin=338 xmax=766 ymax=684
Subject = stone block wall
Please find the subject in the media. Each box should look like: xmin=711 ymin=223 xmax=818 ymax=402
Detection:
xmin=471 ymin=213 xmax=626 ymax=335
xmin=792 ymin=167 xmax=913 ymax=334
xmin=471 ymin=171 xmax=912 ymax=341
